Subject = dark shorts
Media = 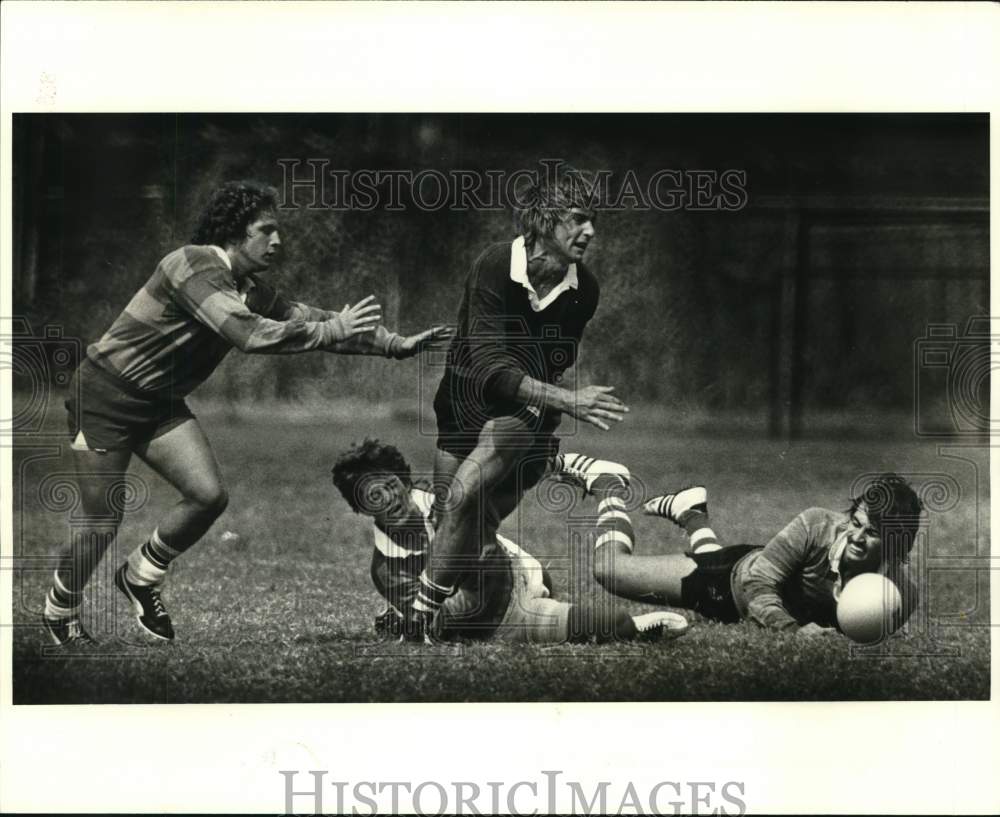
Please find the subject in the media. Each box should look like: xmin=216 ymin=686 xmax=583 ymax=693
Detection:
xmin=680 ymin=544 xmax=763 ymax=623
xmin=65 ymin=357 xmax=195 ymax=452
xmin=433 ymin=381 xmax=561 ymax=493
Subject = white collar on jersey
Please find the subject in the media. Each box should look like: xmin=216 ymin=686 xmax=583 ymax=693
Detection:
xmin=827 ymin=522 xmax=899 ymax=601
xmin=372 ymin=488 xmax=434 ymax=558
xmin=509 ymin=236 xmax=578 ymax=312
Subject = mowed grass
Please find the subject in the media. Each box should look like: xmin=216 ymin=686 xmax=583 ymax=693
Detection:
xmin=11 ymin=405 xmax=991 ymax=703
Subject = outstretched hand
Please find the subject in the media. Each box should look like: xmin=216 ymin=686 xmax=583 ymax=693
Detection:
xmin=394 ymin=325 xmax=455 ymax=358
xmin=337 ymin=295 xmax=383 ymax=338
xmin=566 ymin=385 xmax=629 ymax=431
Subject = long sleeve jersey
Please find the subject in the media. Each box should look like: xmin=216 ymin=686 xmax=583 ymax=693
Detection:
xmin=437 ymin=238 xmax=600 ymax=419
xmin=731 ymin=507 xmax=918 ymax=631
xmin=87 ymin=245 xmax=402 ymax=396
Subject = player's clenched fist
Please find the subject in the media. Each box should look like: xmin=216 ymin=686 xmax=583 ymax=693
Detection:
xmin=566 ymin=385 xmax=629 ymax=431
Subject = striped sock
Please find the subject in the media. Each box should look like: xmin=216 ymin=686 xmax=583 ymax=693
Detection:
xmin=683 ymin=511 xmax=721 ymax=553
xmin=593 ymin=475 xmax=634 ymax=554
xmin=412 ymin=572 xmax=454 ymax=615
xmin=45 ymin=572 xmax=82 ymax=620
xmin=559 ymin=454 xmax=630 ymax=493
xmin=126 ymin=529 xmax=180 ymax=586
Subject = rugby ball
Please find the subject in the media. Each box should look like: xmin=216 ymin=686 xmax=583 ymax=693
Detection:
xmin=836 ymin=573 xmax=903 ymax=644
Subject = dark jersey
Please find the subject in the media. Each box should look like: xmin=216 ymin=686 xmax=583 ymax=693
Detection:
xmin=434 ymin=238 xmax=600 ymax=428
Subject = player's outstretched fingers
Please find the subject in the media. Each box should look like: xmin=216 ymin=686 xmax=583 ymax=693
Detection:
xmin=596 ymin=394 xmax=628 ymax=411
xmin=590 ymin=408 xmax=627 ymax=423
xmin=583 ymin=413 xmax=612 ymax=432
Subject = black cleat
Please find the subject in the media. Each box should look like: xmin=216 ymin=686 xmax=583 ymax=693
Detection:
xmin=399 ymin=608 xmax=440 ymax=645
xmin=115 ymin=564 xmax=175 ymax=641
xmin=374 ymin=605 xmax=404 ymax=640
xmin=42 ymin=614 xmax=97 ymax=647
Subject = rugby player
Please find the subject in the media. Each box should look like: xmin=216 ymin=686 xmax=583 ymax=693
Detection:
xmin=42 ymin=180 xmax=449 ymax=646
xmin=585 ymin=461 xmax=924 ymax=635
xmin=406 ymin=164 xmax=628 ymax=642
xmin=332 ymin=439 xmax=687 ymax=644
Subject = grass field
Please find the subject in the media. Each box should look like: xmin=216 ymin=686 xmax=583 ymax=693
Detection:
xmin=10 ymin=402 xmax=991 ymax=703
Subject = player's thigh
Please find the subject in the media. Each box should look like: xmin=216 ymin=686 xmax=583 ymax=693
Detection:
xmin=445 ymin=435 xmax=519 ymax=512
xmin=134 ymin=417 xmax=227 ymax=508
xmin=597 ymin=552 xmax=697 ymax=607
xmin=70 ymin=447 xmax=134 ymax=523
xmin=432 ymin=446 xmax=464 ymax=512
xmin=487 ymin=477 xmax=525 ymax=527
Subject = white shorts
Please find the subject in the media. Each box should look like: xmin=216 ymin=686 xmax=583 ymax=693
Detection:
xmin=492 ymin=535 xmax=571 ymax=644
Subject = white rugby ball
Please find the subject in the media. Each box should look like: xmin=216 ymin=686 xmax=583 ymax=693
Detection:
xmin=837 ymin=573 xmax=903 ymax=644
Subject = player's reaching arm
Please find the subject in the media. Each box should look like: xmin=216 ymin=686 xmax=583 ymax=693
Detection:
xmin=740 ymin=511 xmax=817 ymax=631
xmin=169 ymin=251 xmax=448 ymax=358
xmin=461 ymin=261 xmax=627 ymax=431
xmin=516 ymin=379 xmax=627 ymax=432
xmin=262 ymin=286 xmax=453 ymax=358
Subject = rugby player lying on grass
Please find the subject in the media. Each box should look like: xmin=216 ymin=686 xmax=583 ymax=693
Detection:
xmin=583 ymin=459 xmax=923 ymax=636
xmin=332 ymin=439 xmax=687 ymax=644
xmin=42 ymin=180 xmax=450 ymax=647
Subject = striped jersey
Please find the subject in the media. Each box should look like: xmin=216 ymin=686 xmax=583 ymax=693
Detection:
xmin=369 ymin=488 xmax=513 ymax=637
xmin=731 ymin=507 xmax=918 ymax=631
xmin=87 ymin=245 xmax=401 ymax=397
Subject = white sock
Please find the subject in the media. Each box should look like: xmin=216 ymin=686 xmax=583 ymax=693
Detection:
xmin=44 ymin=588 xmax=79 ymax=620
xmin=690 ymin=527 xmax=722 ymax=553
xmin=127 ymin=546 xmax=168 ymax=587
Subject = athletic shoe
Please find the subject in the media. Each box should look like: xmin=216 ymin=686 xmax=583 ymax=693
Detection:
xmin=643 ymin=486 xmax=708 ymax=525
xmin=374 ymin=605 xmax=404 ymax=639
xmin=632 ymin=610 xmax=690 ymax=641
xmin=399 ymin=608 xmax=441 ymax=645
xmin=554 ymin=453 xmax=631 ymax=494
xmin=41 ymin=613 xmax=97 ymax=647
xmin=114 ymin=564 xmax=175 ymax=641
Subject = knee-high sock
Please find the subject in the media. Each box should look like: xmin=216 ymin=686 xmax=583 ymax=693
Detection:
xmin=681 ymin=510 xmax=721 ymax=553
xmin=126 ymin=528 xmax=181 ymax=586
xmin=592 ymin=474 xmax=634 ymax=553
xmin=48 ymin=527 xmax=116 ymax=617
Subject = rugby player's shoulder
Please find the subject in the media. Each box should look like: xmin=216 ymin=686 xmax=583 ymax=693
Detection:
xmin=799 ymin=506 xmax=844 ymax=526
xmin=469 ymin=241 xmax=515 ymax=280
xmin=159 ymin=245 xmax=232 ymax=283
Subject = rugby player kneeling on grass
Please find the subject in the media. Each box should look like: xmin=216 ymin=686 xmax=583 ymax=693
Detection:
xmin=42 ymin=181 xmax=450 ymax=647
xmin=580 ymin=460 xmax=923 ymax=637
xmin=332 ymin=439 xmax=688 ymax=644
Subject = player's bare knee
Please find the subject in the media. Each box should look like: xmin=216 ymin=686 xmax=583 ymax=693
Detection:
xmin=189 ymin=483 xmax=229 ymax=517
xmin=592 ymin=552 xmax=613 ymax=588
xmin=592 ymin=546 xmax=626 ymax=588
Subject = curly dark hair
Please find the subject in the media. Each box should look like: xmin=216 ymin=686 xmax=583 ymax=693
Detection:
xmin=849 ymin=473 xmax=924 ymax=560
xmin=190 ymin=180 xmax=279 ymax=247
xmin=512 ymin=163 xmax=599 ymax=249
xmin=332 ymin=438 xmax=413 ymax=513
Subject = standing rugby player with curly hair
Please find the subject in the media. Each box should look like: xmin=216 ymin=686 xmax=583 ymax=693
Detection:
xmin=42 ymin=180 xmax=449 ymax=646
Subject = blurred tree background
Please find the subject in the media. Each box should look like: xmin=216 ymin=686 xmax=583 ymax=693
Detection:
xmin=11 ymin=114 xmax=989 ymax=436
